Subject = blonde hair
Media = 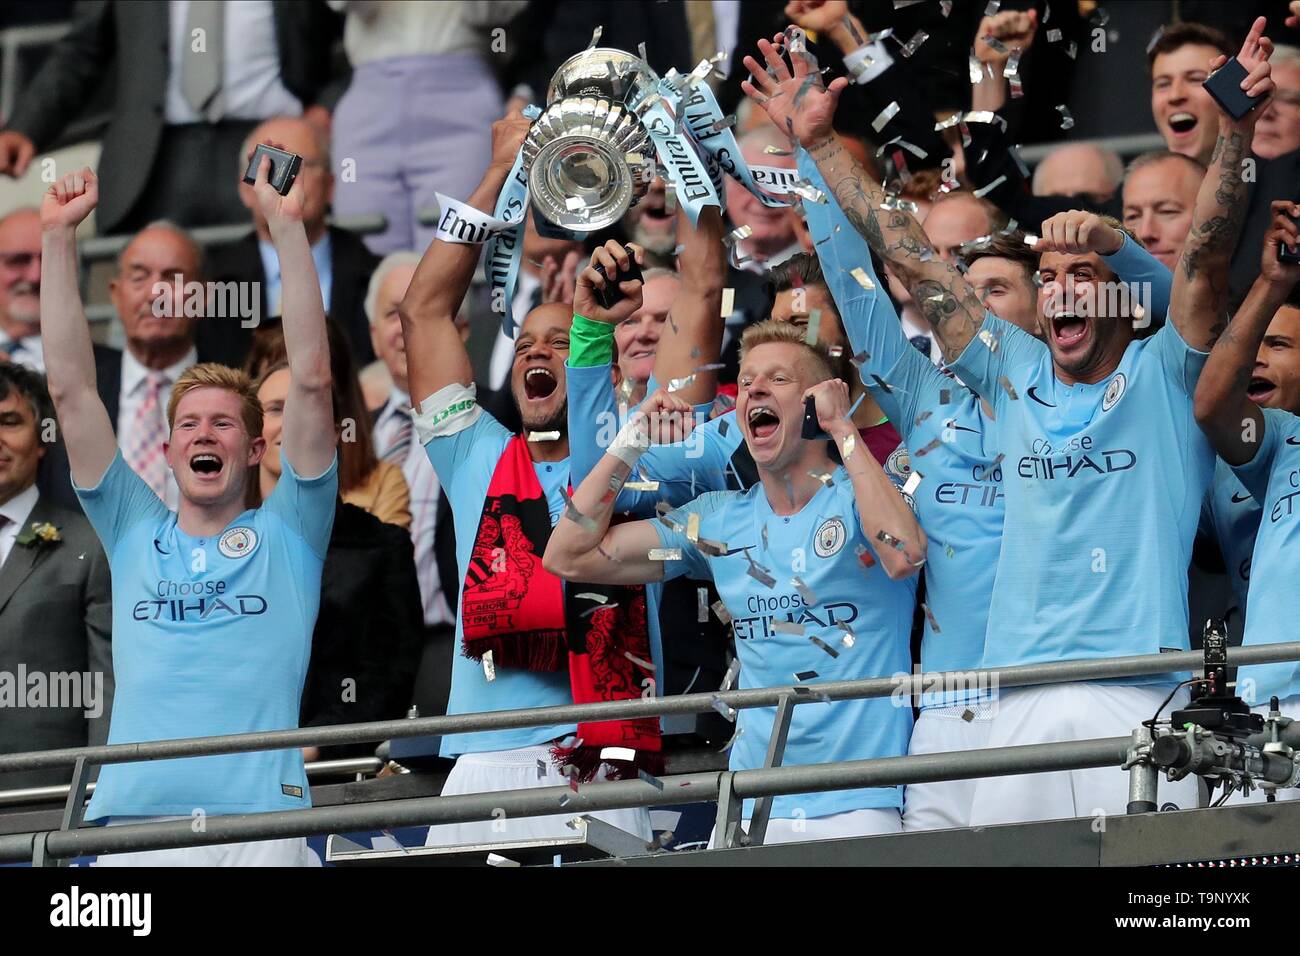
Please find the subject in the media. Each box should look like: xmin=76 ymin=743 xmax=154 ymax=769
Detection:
xmin=167 ymin=362 xmax=263 ymax=439
xmin=738 ymin=320 xmax=837 ymax=384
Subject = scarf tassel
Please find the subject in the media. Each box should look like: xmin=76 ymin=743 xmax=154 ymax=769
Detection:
xmin=550 ymin=742 xmax=666 ymax=784
xmin=461 ymin=632 xmax=568 ymax=673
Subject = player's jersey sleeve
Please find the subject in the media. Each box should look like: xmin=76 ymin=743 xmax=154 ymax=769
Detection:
xmin=636 ymin=414 xmax=745 ymax=510
xmin=263 ymin=451 xmax=340 ymax=559
xmin=949 ymin=312 xmax=1048 ymax=412
xmin=73 ymin=450 xmax=171 ymax=557
xmin=1231 ymin=407 xmax=1292 ymax=500
xmin=418 ymin=398 xmax=512 ymax=514
xmin=798 ymin=147 xmax=912 ymax=421
xmin=1148 ymin=311 xmax=1211 ymax=398
xmin=873 ymin=344 xmax=958 ymax=444
xmin=1101 ymin=233 xmax=1171 ymax=330
xmin=651 ymin=490 xmax=731 ymax=582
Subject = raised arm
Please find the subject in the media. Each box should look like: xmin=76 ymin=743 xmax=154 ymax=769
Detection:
xmin=969 ymin=8 xmax=1038 ymax=115
xmin=39 ymin=169 xmax=118 ymax=488
xmin=1194 ymin=202 xmax=1300 ymax=465
xmin=809 ymin=378 xmax=925 ymax=579
xmin=1171 ymin=17 xmax=1275 ymax=352
xmin=543 ymin=389 xmax=695 ymax=585
xmin=742 ymin=37 xmax=984 ymax=363
xmin=252 ymin=151 xmax=335 ymax=478
xmin=399 ymin=115 xmax=532 ymax=406
xmin=652 ymin=206 xmax=725 ymax=405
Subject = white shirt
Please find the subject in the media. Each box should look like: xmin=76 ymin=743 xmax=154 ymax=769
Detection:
xmin=374 ymin=388 xmax=452 ymax=627
xmin=0 ymin=484 xmax=39 ymax=568
xmin=711 ymin=0 xmax=741 ymax=76
xmin=331 ymin=0 xmax=529 ymax=64
xmin=117 ymin=346 xmax=198 ymax=512
xmin=0 ymin=332 xmax=43 ymax=372
xmin=165 ymin=0 xmax=302 ymax=124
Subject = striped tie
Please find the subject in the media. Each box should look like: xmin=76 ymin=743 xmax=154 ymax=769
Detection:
xmin=126 ymin=372 xmax=170 ymax=500
xmin=381 ymin=403 xmax=413 ymax=464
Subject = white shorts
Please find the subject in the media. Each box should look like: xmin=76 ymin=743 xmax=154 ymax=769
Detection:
xmin=424 ymin=744 xmax=653 ymax=847
xmin=902 ymin=700 xmax=997 ymax=832
xmin=93 ymin=817 xmax=321 ymax=867
xmin=710 ymin=807 xmax=902 ymax=847
xmin=1227 ymin=695 xmax=1300 ymax=805
xmin=968 ymin=682 xmax=1199 ymax=827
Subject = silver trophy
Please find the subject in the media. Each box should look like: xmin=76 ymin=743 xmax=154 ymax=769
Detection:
xmin=522 ymin=48 xmax=658 ymax=232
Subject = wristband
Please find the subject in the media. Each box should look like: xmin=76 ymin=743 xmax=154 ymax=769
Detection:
xmin=608 ymin=415 xmax=651 ymax=466
xmin=570 ymin=311 xmax=615 ymax=368
xmin=412 ymin=381 xmax=481 ymax=443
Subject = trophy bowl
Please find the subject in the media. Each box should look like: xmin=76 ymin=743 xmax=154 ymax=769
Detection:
xmin=524 ymin=49 xmax=658 ymax=232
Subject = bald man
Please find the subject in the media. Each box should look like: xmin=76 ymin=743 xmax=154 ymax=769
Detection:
xmin=198 ymin=115 xmax=379 ymax=368
xmin=0 ymin=208 xmax=43 ymax=371
xmin=1121 ymin=151 xmax=1206 ymax=272
xmin=1032 ymin=144 xmax=1125 ymax=206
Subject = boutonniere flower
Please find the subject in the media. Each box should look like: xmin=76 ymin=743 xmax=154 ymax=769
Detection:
xmin=15 ymin=521 xmax=62 ymax=548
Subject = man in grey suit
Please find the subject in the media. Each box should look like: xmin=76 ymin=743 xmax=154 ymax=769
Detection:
xmin=0 ymin=0 xmax=348 ymax=235
xmin=0 ymin=361 xmax=112 ymax=790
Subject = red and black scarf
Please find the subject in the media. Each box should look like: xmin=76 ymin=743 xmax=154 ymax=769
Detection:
xmin=461 ymin=435 xmax=661 ymax=780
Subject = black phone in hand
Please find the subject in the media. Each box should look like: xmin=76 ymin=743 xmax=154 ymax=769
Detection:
xmin=594 ymin=247 xmax=644 ymax=309
xmin=242 ymin=144 xmax=303 ymax=196
xmin=1203 ymin=57 xmax=1262 ymax=121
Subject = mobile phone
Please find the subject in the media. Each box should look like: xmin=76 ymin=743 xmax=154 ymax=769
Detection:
xmin=593 ymin=246 xmax=644 ymax=309
xmin=1202 ymin=57 xmax=1261 ymax=121
xmin=801 ymin=394 xmax=828 ymax=440
xmin=242 ymin=143 xmax=303 ymax=196
xmin=1280 ymin=213 xmax=1300 ymax=265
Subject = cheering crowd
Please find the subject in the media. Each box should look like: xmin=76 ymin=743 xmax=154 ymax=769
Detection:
xmin=3 ymin=0 xmax=1300 ymax=864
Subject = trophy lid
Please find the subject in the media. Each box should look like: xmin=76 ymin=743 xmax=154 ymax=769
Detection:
xmin=546 ymin=48 xmax=655 ymax=106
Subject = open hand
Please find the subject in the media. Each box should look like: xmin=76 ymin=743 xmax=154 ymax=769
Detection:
xmin=741 ymin=34 xmax=848 ymax=148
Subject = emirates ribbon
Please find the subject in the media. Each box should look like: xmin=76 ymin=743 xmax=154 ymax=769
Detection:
xmin=483 ymin=104 xmax=540 ymax=337
xmin=679 ymin=75 xmax=791 ymax=210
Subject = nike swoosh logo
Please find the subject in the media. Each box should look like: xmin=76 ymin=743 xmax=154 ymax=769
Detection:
xmin=1027 ymin=386 xmax=1056 ymax=408
xmin=1287 ymin=436 xmax=1300 ymax=446
xmin=1231 ymin=492 xmax=1252 ymax=503
xmin=943 ymin=418 xmax=981 ymax=435
xmin=154 ymin=539 xmax=170 ymax=555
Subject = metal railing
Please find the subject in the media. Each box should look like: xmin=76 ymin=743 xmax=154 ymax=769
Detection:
xmin=2 ymin=643 xmax=1298 ymax=864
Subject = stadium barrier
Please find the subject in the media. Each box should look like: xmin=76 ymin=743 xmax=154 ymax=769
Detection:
xmin=1 ymin=642 xmax=1298 ymax=865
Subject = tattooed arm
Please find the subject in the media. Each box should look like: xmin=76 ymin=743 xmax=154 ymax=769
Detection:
xmin=1171 ymin=17 xmax=1275 ymax=353
xmin=1194 ymin=202 xmax=1300 ymax=465
xmin=741 ymin=36 xmax=984 ymax=364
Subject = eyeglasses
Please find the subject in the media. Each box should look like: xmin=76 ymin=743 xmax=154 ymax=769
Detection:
xmin=0 ymin=251 xmax=39 ymax=270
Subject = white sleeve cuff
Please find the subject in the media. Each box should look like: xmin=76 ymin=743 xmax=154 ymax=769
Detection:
xmin=844 ymin=41 xmax=894 ymax=84
xmin=412 ymin=381 xmax=482 ymax=444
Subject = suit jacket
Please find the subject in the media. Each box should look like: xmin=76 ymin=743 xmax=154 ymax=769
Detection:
xmin=197 ymin=226 xmax=380 ymax=369
xmin=6 ymin=0 xmax=347 ymax=235
xmin=0 ymin=494 xmax=113 ymax=789
xmin=1230 ymin=148 xmax=1300 ymax=310
xmin=38 ymin=343 xmax=123 ymax=515
xmin=302 ymin=501 xmax=423 ymax=757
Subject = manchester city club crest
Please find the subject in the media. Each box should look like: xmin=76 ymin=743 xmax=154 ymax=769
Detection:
xmin=814 ymin=517 xmax=847 ymax=558
xmin=885 ymin=446 xmax=911 ymax=479
xmin=1102 ymin=372 xmax=1126 ymax=412
xmin=218 ymin=527 xmax=259 ymax=559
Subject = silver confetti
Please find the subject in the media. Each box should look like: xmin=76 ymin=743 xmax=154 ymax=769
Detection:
xmin=1047 ymin=27 xmax=1063 ymax=43
xmin=809 ymin=471 xmax=835 ymax=487
xmin=562 ymin=492 xmax=598 ymax=534
xmin=872 ymin=101 xmax=901 ymax=133
xmin=746 ymin=557 xmax=777 ymax=588
xmin=667 ymin=374 xmax=695 ymax=393
xmin=876 ymin=529 xmax=907 ymax=551
xmin=849 ymin=267 xmax=876 ymax=290
xmin=698 ymin=588 xmax=709 ymax=623
xmin=1005 ymin=48 xmax=1024 ymax=99
xmin=835 ymin=621 xmax=856 ymax=647
xmin=483 ymin=649 xmax=496 ymax=682
xmin=969 ymin=52 xmax=984 ymax=85
xmin=794 ymin=670 xmax=819 ymax=682
xmin=978 ymin=328 xmax=1001 ymax=352
xmin=1065 ymin=40 xmax=1077 ymax=60
xmin=624 ymin=650 xmax=656 ymax=671
xmin=1055 ymin=105 xmax=1075 ymax=130
xmin=922 ymin=602 xmax=942 ymax=633
xmin=998 ymin=375 xmax=1019 ymax=400
xmin=624 ymin=479 xmax=660 ymax=491
xmin=528 ymin=431 xmax=561 ymax=442
xmin=575 ymin=592 xmax=610 ymax=604
xmin=899 ymin=29 xmax=929 ymax=58
xmin=972 ymin=175 xmax=1007 ymax=199
xmin=984 ymin=0 xmax=1001 ymax=13
xmin=648 ymin=548 xmax=682 ymax=561
xmin=809 ymin=635 xmax=840 ymax=659
xmin=771 ymin=619 xmax=805 ymax=636
xmin=791 ymin=576 xmax=818 ymax=604
xmin=711 ymin=695 xmax=737 ymax=722
xmin=712 ymin=600 xmax=732 ymax=625
xmin=902 ymin=471 xmax=923 ymax=496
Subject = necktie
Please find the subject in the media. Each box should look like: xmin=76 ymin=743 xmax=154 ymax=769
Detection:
xmin=909 ymin=334 xmax=933 ymax=359
xmin=684 ymin=1 xmax=719 ymax=84
xmin=181 ymin=0 xmax=225 ymax=121
xmin=127 ymin=372 xmax=170 ymax=501
xmin=381 ymin=403 xmax=413 ymax=465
